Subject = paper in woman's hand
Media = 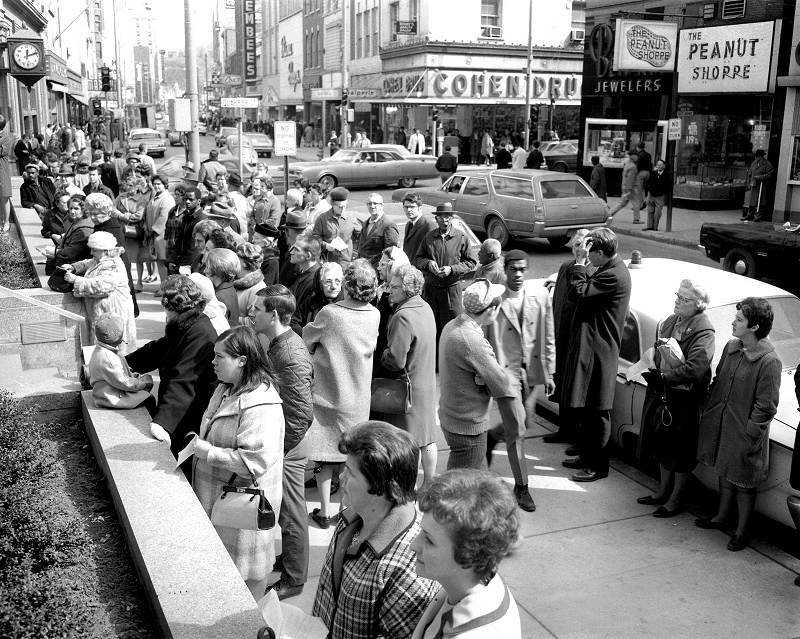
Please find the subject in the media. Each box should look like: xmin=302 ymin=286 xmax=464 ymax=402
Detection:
xmin=626 ymin=348 xmax=655 ymax=383
xmin=176 ymin=434 xmax=197 ymax=468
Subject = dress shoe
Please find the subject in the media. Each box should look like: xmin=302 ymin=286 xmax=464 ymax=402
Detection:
xmin=514 ymin=485 xmax=536 ymax=512
xmin=571 ymin=469 xmax=608 ymax=482
xmin=266 ymin=579 xmax=304 ymax=600
xmin=562 ymin=456 xmax=588 ymax=469
xmin=653 ymin=505 xmax=684 ymax=518
xmin=694 ymin=517 xmax=727 ymax=530
xmin=637 ymin=495 xmax=668 ymax=506
xmin=311 ymin=507 xmax=331 ymax=529
xmin=542 ymin=431 xmax=571 ymax=444
xmin=727 ymin=534 xmax=750 ymax=552
xmin=564 ymin=445 xmax=580 ymax=457
xmin=642 ymin=227 xmax=653 ymax=232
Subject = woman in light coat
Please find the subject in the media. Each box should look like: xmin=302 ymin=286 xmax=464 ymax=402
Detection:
xmin=380 ymin=264 xmax=438 ymax=488
xmin=116 ymin=169 xmax=153 ymax=292
xmin=63 ymin=231 xmax=137 ymax=355
xmin=696 ymin=297 xmax=782 ymax=552
xmin=303 ymin=259 xmax=379 ymax=529
xmin=144 ymin=175 xmax=175 ymax=295
xmin=192 ymin=325 xmax=284 ymax=598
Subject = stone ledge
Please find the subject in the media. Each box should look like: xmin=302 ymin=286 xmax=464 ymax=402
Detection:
xmin=81 ymin=392 xmax=268 ymax=639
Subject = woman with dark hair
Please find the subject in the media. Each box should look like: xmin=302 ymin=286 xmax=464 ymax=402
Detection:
xmin=192 ymin=324 xmax=284 ymax=598
xmin=313 ymin=421 xmax=438 ymax=639
xmin=144 ymin=174 xmax=175 ymax=294
xmin=290 ymin=261 xmax=343 ymax=335
xmin=126 ymin=275 xmax=217 ymax=473
xmin=411 ymin=469 xmax=521 ymax=638
xmin=42 ymin=189 xmax=70 ymax=240
xmin=303 ymin=259 xmax=379 ymax=528
xmin=47 ymin=195 xmax=94 ymax=291
xmin=696 ymin=297 xmax=782 ymax=551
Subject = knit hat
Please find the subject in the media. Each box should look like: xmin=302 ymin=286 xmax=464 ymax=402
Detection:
xmin=329 ymin=186 xmax=349 ymax=202
xmin=94 ymin=314 xmax=125 ymax=346
xmin=87 ymin=231 xmax=118 ymax=251
xmin=462 ymin=279 xmax=505 ymax=314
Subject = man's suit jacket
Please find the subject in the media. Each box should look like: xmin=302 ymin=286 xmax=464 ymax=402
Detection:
xmin=486 ymin=286 xmax=555 ymax=388
xmin=401 ymin=215 xmax=437 ymax=264
xmin=358 ymin=215 xmax=399 ymax=268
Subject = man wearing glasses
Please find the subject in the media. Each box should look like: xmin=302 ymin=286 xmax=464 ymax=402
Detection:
xmin=414 ymin=202 xmax=477 ymax=352
xmin=560 ymin=228 xmax=631 ymax=482
xmin=311 ymin=186 xmax=361 ymax=266
xmin=357 ymin=194 xmax=399 ymax=269
xmin=400 ymin=193 xmax=436 ymax=263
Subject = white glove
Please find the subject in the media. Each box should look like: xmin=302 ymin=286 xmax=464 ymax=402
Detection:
xmin=150 ymin=422 xmax=171 ymax=444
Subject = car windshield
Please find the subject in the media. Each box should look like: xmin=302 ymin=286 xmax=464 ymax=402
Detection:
xmin=705 ymin=296 xmax=800 ymax=370
xmin=325 ymin=150 xmax=359 ymax=163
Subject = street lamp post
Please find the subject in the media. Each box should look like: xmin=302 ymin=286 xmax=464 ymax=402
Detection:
xmin=184 ymin=0 xmax=200 ymax=170
xmin=523 ymin=0 xmax=534 ymax=150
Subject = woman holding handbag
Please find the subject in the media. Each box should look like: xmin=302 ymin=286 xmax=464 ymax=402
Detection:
xmin=192 ymin=324 xmax=284 ymax=598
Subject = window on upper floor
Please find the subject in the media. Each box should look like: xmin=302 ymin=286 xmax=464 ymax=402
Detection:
xmin=481 ymin=0 xmax=501 ymax=39
xmin=410 ymin=0 xmax=419 ymax=21
xmin=390 ymin=2 xmax=399 ymax=42
xmin=722 ymin=0 xmax=745 ymax=19
xmin=372 ymin=8 xmax=379 ymax=55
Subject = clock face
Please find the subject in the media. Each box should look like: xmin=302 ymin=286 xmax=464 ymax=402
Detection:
xmin=13 ymin=43 xmax=41 ymax=71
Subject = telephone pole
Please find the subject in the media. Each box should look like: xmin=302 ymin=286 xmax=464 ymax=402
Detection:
xmin=184 ymin=0 xmax=200 ymax=169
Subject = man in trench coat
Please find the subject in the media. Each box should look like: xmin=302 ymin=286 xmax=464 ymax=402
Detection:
xmin=561 ymin=228 xmax=631 ymax=482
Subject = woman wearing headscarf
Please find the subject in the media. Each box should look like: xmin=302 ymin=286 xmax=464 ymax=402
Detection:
xmin=290 ymin=261 xmax=344 ymax=336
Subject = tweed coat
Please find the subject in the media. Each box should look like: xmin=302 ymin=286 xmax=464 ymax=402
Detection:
xmin=192 ymin=382 xmax=284 ymax=581
xmin=303 ymin=298 xmax=379 ymax=461
xmin=697 ymin=338 xmax=781 ymax=487
xmin=561 ymin=255 xmax=632 ymax=410
xmin=380 ymin=295 xmax=438 ymax=446
xmin=71 ymin=253 xmax=137 ymax=355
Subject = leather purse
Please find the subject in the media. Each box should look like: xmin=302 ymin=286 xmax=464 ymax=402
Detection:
xmin=124 ymin=223 xmax=143 ymax=240
xmin=210 ymin=469 xmax=276 ymax=531
xmin=370 ymin=371 xmax=412 ymax=414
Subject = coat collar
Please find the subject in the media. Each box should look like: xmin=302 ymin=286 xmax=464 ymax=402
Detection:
xmin=395 ymin=294 xmax=424 ymax=312
xmin=727 ymin=337 xmax=775 ymax=362
xmin=233 ymin=269 xmax=264 ymax=290
xmin=335 ymin=298 xmax=375 ymax=311
xmin=210 ymin=382 xmax=282 ymax=420
xmin=340 ymin=502 xmax=417 ymax=557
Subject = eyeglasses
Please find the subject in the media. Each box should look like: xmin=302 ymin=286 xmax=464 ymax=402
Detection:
xmin=402 ymin=205 xmax=418 ymax=211
xmin=675 ymin=292 xmax=696 ymax=304
xmin=367 ymin=202 xmax=382 ymax=207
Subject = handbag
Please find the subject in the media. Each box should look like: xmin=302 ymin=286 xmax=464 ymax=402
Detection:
xmin=370 ymin=371 xmax=412 ymax=414
xmin=47 ymin=266 xmax=74 ymax=293
xmin=210 ymin=468 xmax=276 ymax=531
xmin=124 ymin=223 xmax=143 ymax=240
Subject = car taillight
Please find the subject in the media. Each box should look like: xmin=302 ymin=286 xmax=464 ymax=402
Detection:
xmin=534 ymin=204 xmax=545 ymax=221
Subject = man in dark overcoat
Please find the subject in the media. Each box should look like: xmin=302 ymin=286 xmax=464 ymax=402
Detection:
xmin=400 ymin=193 xmax=436 ymax=263
xmin=561 ymin=228 xmax=631 ymax=482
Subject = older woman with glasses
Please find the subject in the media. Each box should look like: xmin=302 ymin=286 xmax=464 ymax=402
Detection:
xmin=635 ymin=279 xmax=715 ymax=517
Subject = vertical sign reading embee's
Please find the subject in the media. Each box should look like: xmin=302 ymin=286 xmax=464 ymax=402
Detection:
xmin=243 ymin=0 xmax=257 ymax=81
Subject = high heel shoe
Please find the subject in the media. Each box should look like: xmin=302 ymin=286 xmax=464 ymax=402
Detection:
xmin=637 ymin=495 xmax=667 ymax=506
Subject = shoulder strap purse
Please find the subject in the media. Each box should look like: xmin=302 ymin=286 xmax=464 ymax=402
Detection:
xmin=210 ymin=459 xmax=276 ymax=531
xmin=370 ymin=369 xmax=412 ymax=414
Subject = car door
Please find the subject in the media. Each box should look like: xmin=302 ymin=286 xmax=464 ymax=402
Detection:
xmin=439 ymin=174 xmax=465 ymax=209
xmin=455 ymin=176 xmax=489 ymax=228
xmin=373 ymin=151 xmax=399 ymax=184
xmin=611 ymin=311 xmax=648 ymax=458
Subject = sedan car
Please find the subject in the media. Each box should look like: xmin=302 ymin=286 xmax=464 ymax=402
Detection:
xmin=245 ymin=133 xmax=273 ymax=158
xmin=198 ymin=122 xmax=207 ymax=136
xmin=699 ymin=221 xmax=800 ymax=281
xmin=542 ymin=140 xmax=579 ymax=173
xmin=534 ymin=258 xmax=799 ymax=530
xmin=157 ymin=154 xmax=258 ymax=191
xmin=167 ymin=130 xmax=184 ymax=146
xmin=127 ymin=128 xmax=166 ymax=157
xmin=393 ymin=168 xmax=612 ymax=248
xmin=287 ymin=144 xmax=440 ymax=191
xmin=225 ymin=135 xmax=258 ymax=164
xmin=215 ymin=126 xmax=238 ymax=147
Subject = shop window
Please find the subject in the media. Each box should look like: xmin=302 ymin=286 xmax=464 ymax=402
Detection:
xmin=480 ymin=0 xmax=501 ymax=38
xmin=462 ymin=177 xmax=489 ymax=196
xmin=721 ymin=0 xmax=745 ymax=19
xmin=583 ymin=118 xmax=667 ymax=170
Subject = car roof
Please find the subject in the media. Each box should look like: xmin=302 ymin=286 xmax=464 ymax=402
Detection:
xmin=130 ymin=128 xmax=159 ymax=136
xmin=452 ymin=168 xmax=578 ymax=181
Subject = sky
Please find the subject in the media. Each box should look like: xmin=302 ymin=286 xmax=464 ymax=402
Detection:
xmin=155 ymin=0 xmax=215 ymax=52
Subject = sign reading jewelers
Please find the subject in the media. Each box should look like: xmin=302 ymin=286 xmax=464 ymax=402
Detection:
xmin=677 ymin=21 xmax=777 ymax=94
xmin=613 ymin=20 xmax=677 ymax=72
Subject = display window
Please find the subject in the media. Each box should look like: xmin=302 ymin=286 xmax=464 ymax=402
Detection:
xmin=583 ymin=118 xmax=667 ymax=168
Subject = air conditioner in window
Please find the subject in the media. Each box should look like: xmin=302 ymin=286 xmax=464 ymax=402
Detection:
xmin=571 ymin=29 xmax=585 ymax=43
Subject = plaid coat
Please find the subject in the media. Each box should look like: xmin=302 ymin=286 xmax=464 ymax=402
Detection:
xmin=313 ymin=503 xmax=438 ymax=639
xmin=192 ymin=382 xmax=285 ymax=582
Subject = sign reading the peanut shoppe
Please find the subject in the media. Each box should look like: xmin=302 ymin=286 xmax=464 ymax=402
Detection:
xmin=677 ymin=21 xmax=776 ymax=94
xmin=614 ymin=20 xmax=677 ymax=72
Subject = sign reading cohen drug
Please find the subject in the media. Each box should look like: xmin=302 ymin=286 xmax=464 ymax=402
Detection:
xmin=677 ymin=21 xmax=776 ymax=94
xmin=614 ymin=20 xmax=677 ymax=72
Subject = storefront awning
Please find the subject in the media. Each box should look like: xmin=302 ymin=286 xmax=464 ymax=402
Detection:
xmin=68 ymin=94 xmax=89 ymax=106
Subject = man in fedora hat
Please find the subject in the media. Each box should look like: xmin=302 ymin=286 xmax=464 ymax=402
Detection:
xmin=206 ymin=200 xmax=241 ymax=234
xmin=414 ymin=201 xmax=476 ymax=351
xmin=279 ymin=208 xmax=310 ymax=288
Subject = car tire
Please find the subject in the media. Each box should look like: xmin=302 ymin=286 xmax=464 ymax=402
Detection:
xmin=486 ymin=216 xmax=511 ymax=249
xmin=723 ymin=248 xmax=758 ymax=278
xmin=266 ymin=152 xmax=272 ymax=158
xmin=398 ymin=177 xmax=416 ymax=188
xmin=547 ymin=235 xmax=571 ymax=246
xmin=551 ymin=162 xmax=568 ymax=173
xmin=318 ymin=175 xmax=337 ymax=190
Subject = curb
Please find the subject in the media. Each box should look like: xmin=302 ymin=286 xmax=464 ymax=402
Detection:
xmin=613 ymin=225 xmax=700 ymax=250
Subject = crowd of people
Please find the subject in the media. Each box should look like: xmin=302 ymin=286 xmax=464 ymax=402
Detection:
xmin=7 ymin=118 xmax=792 ymax=634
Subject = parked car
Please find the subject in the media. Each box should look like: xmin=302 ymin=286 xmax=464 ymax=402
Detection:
xmin=158 ymin=154 xmax=258 ymax=191
xmin=215 ymin=126 xmax=238 ymax=147
xmin=225 ymin=135 xmax=258 ymax=164
xmin=287 ymin=144 xmax=440 ymax=191
xmin=167 ymin=130 xmax=184 ymax=146
xmin=699 ymin=221 xmax=800 ymax=281
xmin=245 ymin=133 xmax=273 ymax=157
xmin=534 ymin=257 xmax=800 ymax=530
xmin=542 ymin=140 xmax=579 ymax=173
xmin=127 ymin=128 xmax=166 ymax=157
xmin=198 ymin=122 xmax=207 ymax=136
xmin=392 ymin=168 xmax=612 ymax=248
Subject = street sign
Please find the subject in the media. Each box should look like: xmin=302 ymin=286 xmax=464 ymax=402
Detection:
xmin=395 ymin=21 xmax=417 ymax=35
xmin=223 ymin=75 xmax=243 ymax=86
xmin=274 ymin=121 xmax=297 ymax=157
xmin=668 ymin=118 xmax=681 ymax=141
xmin=221 ymin=97 xmax=259 ymax=108
xmin=311 ymin=88 xmax=341 ymax=100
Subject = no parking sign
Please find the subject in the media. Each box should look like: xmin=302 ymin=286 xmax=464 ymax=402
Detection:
xmin=274 ymin=121 xmax=297 ymax=157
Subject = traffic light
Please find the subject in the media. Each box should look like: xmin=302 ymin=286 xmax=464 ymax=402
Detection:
xmin=432 ymin=107 xmax=439 ymax=125
xmin=100 ymin=66 xmax=112 ymax=93
xmin=531 ymin=105 xmax=539 ymax=125
xmin=92 ymin=99 xmax=102 ymax=116
xmin=341 ymin=88 xmax=348 ymax=107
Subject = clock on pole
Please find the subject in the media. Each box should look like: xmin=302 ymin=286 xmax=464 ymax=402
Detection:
xmin=6 ymin=29 xmax=46 ymax=88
